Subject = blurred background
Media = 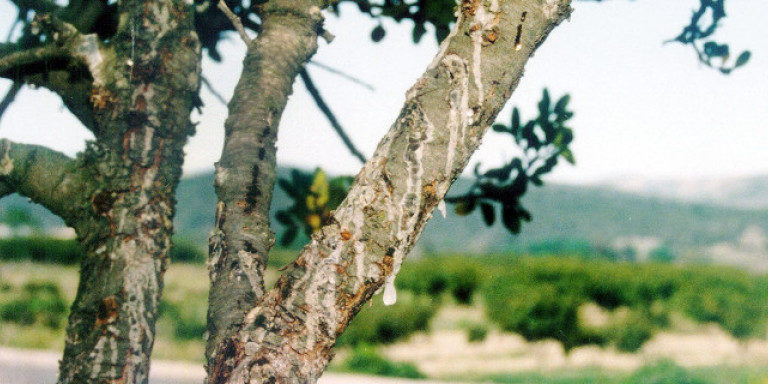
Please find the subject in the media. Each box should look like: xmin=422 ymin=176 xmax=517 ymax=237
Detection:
xmin=1 ymin=0 xmax=768 ymax=382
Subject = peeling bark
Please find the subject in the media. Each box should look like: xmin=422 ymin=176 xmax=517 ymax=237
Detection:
xmin=49 ymin=0 xmax=202 ymax=383
xmin=205 ymin=1 xmax=328 ymax=382
xmin=208 ymin=0 xmax=572 ymax=383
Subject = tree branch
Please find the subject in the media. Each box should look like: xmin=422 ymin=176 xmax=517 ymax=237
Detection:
xmin=213 ymin=0 xmax=573 ymax=382
xmin=217 ymin=0 xmax=252 ymax=44
xmin=0 ymin=16 xmax=111 ymax=133
xmin=299 ymin=68 xmax=367 ymax=163
xmin=205 ymin=2 xmax=329 ymax=382
xmin=10 ymin=0 xmax=61 ymax=14
xmin=0 ymin=138 xmax=90 ymax=224
xmin=0 ymin=81 xmax=22 ymax=125
xmin=0 ymin=43 xmax=71 ymax=79
xmin=308 ymin=61 xmax=375 ymax=91
xmin=201 ymin=75 xmax=228 ymax=105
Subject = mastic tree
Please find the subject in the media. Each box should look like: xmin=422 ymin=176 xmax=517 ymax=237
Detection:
xmin=0 ymin=0 xmax=749 ymax=383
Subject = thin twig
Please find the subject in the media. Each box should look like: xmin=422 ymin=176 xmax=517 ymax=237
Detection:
xmin=5 ymin=18 xmax=20 ymax=42
xmin=217 ymin=0 xmax=251 ymax=44
xmin=308 ymin=61 xmax=375 ymax=91
xmin=299 ymin=68 xmax=367 ymax=164
xmin=201 ymin=76 xmax=228 ymax=105
xmin=0 ymin=82 xmax=22 ymax=126
xmin=0 ymin=44 xmax=67 ymax=79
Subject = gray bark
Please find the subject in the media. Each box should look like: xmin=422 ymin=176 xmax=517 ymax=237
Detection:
xmin=206 ymin=0 xmax=572 ymax=383
xmin=0 ymin=0 xmax=202 ymax=382
xmin=205 ymin=1 xmax=330 ymax=382
xmin=56 ymin=0 xmax=201 ymax=381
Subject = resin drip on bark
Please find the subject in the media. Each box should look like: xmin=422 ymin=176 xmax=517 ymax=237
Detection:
xmin=203 ymin=1 xmax=572 ymax=383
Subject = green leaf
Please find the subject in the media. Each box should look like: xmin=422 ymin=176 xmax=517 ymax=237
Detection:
xmin=412 ymin=23 xmax=427 ymax=43
xmin=492 ymin=123 xmax=509 ymax=133
xmin=533 ymin=157 xmax=559 ymax=177
xmin=277 ymin=178 xmax=300 ymax=199
xmin=519 ymin=207 xmax=532 ymax=222
xmin=501 ymin=204 xmax=522 ymax=234
xmin=703 ymin=41 xmax=729 ymax=58
xmin=371 ymin=25 xmax=386 ymax=42
xmin=560 ymin=149 xmax=576 ymax=165
xmin=735 ymin=51 xmax=751 ymax=67
xmin=480 ymin=203 xmax=495 ymax=226
xmin=538 ymin=89 xmax=551 ymax=115
xmin=275 ymin=211 xmax=292 ymax=226
xmin=511 ymin=108 xmax=521 ymax=133
xmin=554 ymin=94 xmax=570 ymax=115
xmin=521 ymin=121 xmax=540 ymax=149
xmin=281 ymin=225 xmax=298 ymax=246
xmin=454 ymin=198 xmax=477 ymax=216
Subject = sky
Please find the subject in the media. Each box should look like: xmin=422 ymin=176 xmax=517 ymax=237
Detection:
xmin=0 ymin=0 xmax=766 ymax=184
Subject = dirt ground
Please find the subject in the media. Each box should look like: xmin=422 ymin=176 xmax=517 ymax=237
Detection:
xmin=0 ymin=347 xmax=463 ymax=384
xmin=379 ymin=327 xmax=768 ymax=378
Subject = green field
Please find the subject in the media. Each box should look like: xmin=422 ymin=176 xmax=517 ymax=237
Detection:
xmin=2 ymin=254 xmax=768 ymax=382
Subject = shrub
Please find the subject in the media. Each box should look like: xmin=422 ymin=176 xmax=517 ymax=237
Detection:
xmin=0 ymin=281 xmax=68 ymax=329
xmin=394 ymin=256 xmax=482 ymax=304
xmin=484 ymin=277 xmax=583 ymax=350
xmin=159 ymin=298 xmax=207 ymax=341
xmin=613 ymin=313 xmax=654 ymax=352
xmin=445 ymin=261 xmax=481 ymax=304
xmin=0 ymin=237 xmax=82 ymax=264
xmin=482 ymin=257 xmax=768 ymax=352
xmin=0 ymin=236 xmax=205 ymax=264
xmin=623 ymin=360 xmax=710 ymax=384
xmin=648 ymin=246 xmax=675 ymax=263
xmin=465 ymin=323 xmax=488 ymax=343
xmin=394 ymin=261 xmax=449 ymax=297
xmin=341 ymin=345 xmax=424 ymax=379
xmin=169 ymin=238 xmax=206 ymax=263
xmin=673 ymin=271 xmax=767 ymax=339
xmin=337 ymin=293 xmax=437 ymax=346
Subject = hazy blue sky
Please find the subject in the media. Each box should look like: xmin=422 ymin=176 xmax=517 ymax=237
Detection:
xmin=0 ymin=0 xmax=766 ymax=184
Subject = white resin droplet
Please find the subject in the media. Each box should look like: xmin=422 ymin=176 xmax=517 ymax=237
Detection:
xmin=438 ymin=200 xmax=447 ymax=218
xmin=382 ymin=279 xmax=397 ymax=306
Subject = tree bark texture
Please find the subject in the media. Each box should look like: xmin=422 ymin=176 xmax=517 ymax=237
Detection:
xmin=206 ymin=0 xmax=572 ymax=383
xmin=205 ymin=1 xmax=330 ymax=382
xmin=0 ymin=0 xmax=202 ymax=382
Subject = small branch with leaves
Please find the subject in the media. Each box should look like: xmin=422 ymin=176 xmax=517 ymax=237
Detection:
xmin=447 ymin=89 xmax=575 ymax=234
xmin=667 ymin=0 xmax=750 ymax=74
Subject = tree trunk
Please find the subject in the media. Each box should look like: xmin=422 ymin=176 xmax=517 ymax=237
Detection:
xmin=205 ymin=1 xmax=328 ymax=382
xmin=45 ymin=0 xmax=200 ymax=383
xmin=205 ymin=0 xmax=572 ymax=383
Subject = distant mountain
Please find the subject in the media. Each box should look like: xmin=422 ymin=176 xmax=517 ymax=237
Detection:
xmin=602 ymin=175 xmax=768 ymax=210
xmin=3 ymin=169 xmax=768 ymax=268
xmin=172 ymin=170 xmax=768 ymax=261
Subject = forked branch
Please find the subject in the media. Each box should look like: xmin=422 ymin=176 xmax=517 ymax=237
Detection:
xmin=207 ymin=0 xmax=573 ymax=382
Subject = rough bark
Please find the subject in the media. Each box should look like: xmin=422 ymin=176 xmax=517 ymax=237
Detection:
xmin=0 ymin=18 xmax=99 ymax=130
xmin=0 ymin=139 xmax=93 ymax=224
xmin=205 ymin=1 xmax=329 ymax=382
xmin=41 ymin=0 xmax=202 ymax=383
xmin=209 ymin=0 xmax=572 ymax=383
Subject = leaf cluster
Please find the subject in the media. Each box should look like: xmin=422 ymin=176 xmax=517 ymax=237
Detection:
xmin=668 ymin=0 xmax=750 ymax=74
xmin=275 ymin=168 xmax=353 ymax=246
xmin=447 ymin=89 xmax=575 ymax=235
